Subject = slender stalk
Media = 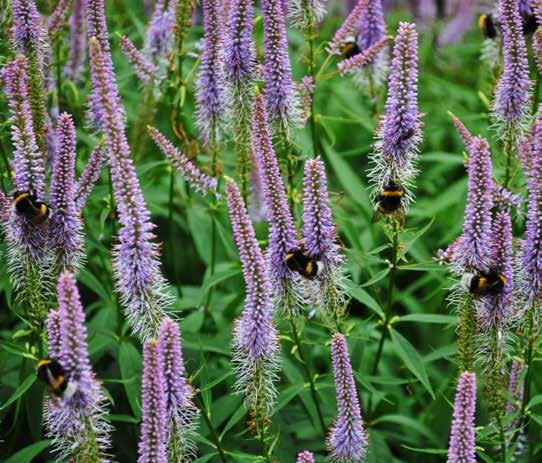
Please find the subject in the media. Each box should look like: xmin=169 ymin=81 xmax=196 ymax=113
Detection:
xmin=193 ymin=394 xmax=229 ymax=463
xmin=289 ymin=319 xmax=327 ymax=435
xmin=107 ymin=166 xmax=117 ymax=238
xmin=255 ymin=418 xmax=272 ymax=463
xmin=304 ymin=9 xmax=319 ymax=156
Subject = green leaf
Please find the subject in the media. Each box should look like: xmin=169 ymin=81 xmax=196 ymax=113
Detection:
xmin=389 ymin=329 xmax=434 ymax=398
xmin=401 ymin=445 xmax=447 ymax=455
xmin=527 ymin=394 xmax=542 ymax=410
xmin=5 ymin=440 xmax=51 ymax=463
xmin=118 ymin=342 xmax=142 ymax=419
xmin=398 ymin=314 xmax=456 ymax=324
xmin=361 ymin=267 xmax=390 ymax=288
xmin=107 ymin=414 xmax=140 ymax=424
xmin=220 ymin=404 xmax=247 ymax=438
xmin=372 ymin=414 xmax=439 ymax=445
xmin=346 ymin=282 xmax=384 ymax=319
xmin=78 ymin=267 xmax=110 ymax=298
xmin=0 ymin=374 xmax=36 ymax=410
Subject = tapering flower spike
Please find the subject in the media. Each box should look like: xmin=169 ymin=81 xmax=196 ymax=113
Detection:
xmin=148 ymin=127 xmax=219 ymax=196
xmin=196 ymin=0 xmax=226 ymax=146
xmin=158 ymin=317 xmax=198 ymax=461
xmin=369 ymin=22 xmax=421 ymax=207
xmin=358 ymin=0 xmax=387 ymax=50
xmin=328 ymin=0 xmax=370 ymax=55
xmin=46 ymin=309 xmax=61 ymax=359
xmin=226 ymin=181 xmax=280 ymax=417
xmin=494 ymin=0 xmax=531 ymax=134
xmin=453 ymin=136 xmax=494 ymax=273
xmin=446 ymin=371 xmax=477 ymax=463
xmin=296 ymin=451 xmax=315 ymax=463
xmin=328 ymin=333 xmax=367 ymax=463
xmin=64 ymin=0 xmax=86 ymax=82
xmin=251 ymin=95 xmax=299 ymax=308
xmin=438 ymin=0 xmax=475 ymax=45
xmin=88 ymin=37 xmax=169 ymax=340
xmin=144 ymin=0 xmax=178 ymax=66
xmin=120 ymin=35 xmax=159 ymax=84
xmin=138 ymin=340 xmax=168 ymax=463
xmin=338 ymin=36 xmax=390 ymax=76
xmin=47 ymin=0 xmax=72 ymax=36
xmin=11 ymin=0 xmax=43 ymax=51
xmin=450 ymin=112 xmax=473 ymax=148
xmin=44 ymin=271 xmax=112 ymax=461
xmin=262 ymin=0 xmax=299 ymax=126
xmin=75 ymin=146 xmax=105 ymax=211
xmin=49 ymin=113 xmax=84 ymax=272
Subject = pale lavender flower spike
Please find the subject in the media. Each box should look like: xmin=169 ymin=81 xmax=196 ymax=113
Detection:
xmin=328 ymin=333 xmax=368 ymax=463
xmin=356 ymin=0 xmax=388 ymax=84
xmin=11 ymin=0 xmax=44 ymax=52
xmin=224 ymin=0 xmax=255 ymax=83
xmin=145 ymin=0 xmax=178 ymax=65
xmin=494 ymin=0 xmax=531 ymax=132
xmin=148 ymin=126 xmax=219 ymax=197
xmin=89 ymin=37 xmax=169 ymax=339
xmin=446 ymin=371 xmax=477 ymax=463
xmin=49 ymin=113 xmax=84 ymax=271
xmin=328 ymin=0 xmax=370 ymax=55
xmin=75 ymin=146 xmax=105 ymax=211
xmin=120 ymin=35 xmax=159 ymax=84
xmin=64 ymin=0 xmax=86 ymax=82
xmin=252 ymin=95 xmax=298 ymax=299
xmin=44 ymin=271 xmax=112 ymax=461
xmin=138 ymin=340 xmax=168 ymax=463
xmin=196 ymin=0 xmax=226 ymax=146
xmin=369 ymin=22 xmax=421 ymax=205
xmin=262 ymin=0 xmax=300 ymax=126
xmin=47 ymin=0 xmax=72 ymax=37
xmin=338 ymin=36 xmax=390 ymax=76
xmin=158 ymin=317 xmax=198 ymax=461
xmin=226 ymin=181 xmax=280 ymax=416
xmin=296 ymin=450 xmax=315 ymax=463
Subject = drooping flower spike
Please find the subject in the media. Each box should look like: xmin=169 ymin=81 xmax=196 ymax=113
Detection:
xmin=338 ymin=36 xmax=391 ymax=76
xmin=74 ymin=146 xmax=105 ymax=211
xmin=144 ymin=0 xmax=178 ymax=66
xmin=119 ymin=35 xmax=159 ymax=84
xmin=446 ymin=371 xmax=477 ymax=463
xmin=226 ymin=180 xmax=280 ymax=417
xmin=327 ymin=0 xmax=370 ymax=55
xmin=328 ymin=333 xmax=368 ymax=462
xmin=88 ymin=36 xmax=169 ymax=340
xmin=64 ymin=0 xmax=86 ymax=82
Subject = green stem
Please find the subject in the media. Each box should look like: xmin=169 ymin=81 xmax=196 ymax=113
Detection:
xmin=305 ymin=17 xmax=319 ymax=156
xmin=107 ymin=166 xmax=117 ymax=238
xmin=193 ymin=394 xmax=229 ymax=463
xmin=503 ymin=133 xmax=514 ymax=189
xmin=289 ymin=319 xmax=327 ymax=435
xmin=256 ymin=418 xmax=272 ymax=463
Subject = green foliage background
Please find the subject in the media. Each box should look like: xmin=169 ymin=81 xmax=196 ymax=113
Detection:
xmin=0 ymin=1 xmax=541 ymax=462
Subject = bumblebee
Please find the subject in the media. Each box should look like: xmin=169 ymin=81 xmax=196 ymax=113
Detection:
xmin=460 ymin=270 xmax=507 ymax=296
xmin=13 ymin=191 xmax=50 ymax=225
xmin=341 ymin=36 xmax=361 ymax=59
xmin=285 ymin=248 xmax=323 ymax=280
xmin=36 ymin=358 xmax=76 ymax=399
xmin=372 ymin=180 xmax=405 ymax=223
xmin=478 ymin=14 xmax=498 ymax=39
xmin=522 ymin=14 xmax=538 ymax=35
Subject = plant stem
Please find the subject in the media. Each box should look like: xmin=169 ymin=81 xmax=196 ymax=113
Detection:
xmin=193 ymin=394 xmax=229 ymax=463
xmin=305 ymin=13 xmax=319 ymax=156
xmin=289 ymin=318 xmax=327 ymax=435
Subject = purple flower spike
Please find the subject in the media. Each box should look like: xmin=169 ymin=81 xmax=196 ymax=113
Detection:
xmin=252 ymin=95 xmax=297 ymax=296
xmin=226 ymin=181 xmax=280 ymax=415
xmin=138 ymin=340 xmax=168 ymax=463
xmin=11 ymin=0 xmax=43 ymax=52
xmin=296 ymin=451 xmax=315 ymax=463
xmin=0 ymin=192 xmax=10 ymax=225
xmin=494 ymin=0 xmax=531 ymax=130
xmin=89 ymin=37 xmax=168 ymax=340
xmin=358 ymin=0 xmax=387 ymax=51
xmin=262 ymin=0 xmax=299 ymax=126
xmin=158 ymin=317 xmax=198 ymax=460
xmin=338 ymin=35 xmax=390 ymax=76
xmin=64 ymin=0 xmax=86 ymax=82
xmin=148 ymin=127 xmax=219 ymax=197
xmin=75 ymin=146 xmax=105 ymax=211
xmin=145 ymin=0 xmax=178 ymax=65
xmin=46 ymin=309 xmax=61 ymax=359
xmin=224 ymin=0 xmax=255 ymax=83
xmin=328 ymin=333 xmax=367 ymax=463
xmin=450 ymin=113 xmax=473 ymax=148
xmin=438 ymin=0 xmax=474 ymax=46
xmin=49 ymin=113 xmax=84 ymax=271
xmin=196 ymin=0 xmax=226 ymax=146
xmin=369 ymin=22 xmax=421 ymax=205
xmin=120 ymin=35 xmax=159 ymax=84
xmin=454 ymin=137 xmax=494 ymax=272
xmin=2 ymin=56 xmax=46 ymax=198
xmin=47 ymin=0 xmax=72 ymax=37
xmin=328 ymin=0 xmax=370 ymax=55
xmin=446 ymin=371 xmax=477 ymax=463
xmin=522 ymin=114 xmax=542 ymax=303
xmin=505 ymin=359 xmax=524 ymax=432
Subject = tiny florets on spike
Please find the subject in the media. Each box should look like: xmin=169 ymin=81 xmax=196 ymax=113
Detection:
xmin=296 ymin=450 xmax=315 ymax=463
xmin=224 ymin=0 xmax=255 ymax=84
xmin=47 ymin=0 xmax=72 ymax=37
xmin=446 ymin=371 xmax=477 ymax=463
xmin=138 ymin=340 xmax=168 ymax=463
xmin=11 ymin=0 xmax=43 ymax=51
xmin=226 ymin=181 xmax=280 ymax=417
xmin=64 ymin=0 xmax=86 ymax=82
xmin=328 ymin=333 xmax=367 ymax=462
xmin=119 ymin=35 xmax=159 ymax=84
xmin=289 ymin=0 xmax=328 ymax=29
xmin=327 ymin=0 xmax=370 ymax=55
xmin=148 ymin=126 xmax=219 ymax=197
xmin=144 ymin=0 xmax=178 ymax=66
xmin=358 ymin=0 xmax=386 ymax=50
xmin=75 ymin=146 xmax=105 ymax=211
xmin=338 ymin=35 xmax=390 ymax=76
xmin=437 ymin=0 xmax=475 ymax=45
xmin=450 ymin=112 xmax=473 ymax=148
xmin=46 ymin=309 xmax=61 ymax=359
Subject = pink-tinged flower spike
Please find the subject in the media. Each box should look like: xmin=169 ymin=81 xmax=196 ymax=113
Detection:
xmin=328 ymin=333 xmax=368 ymax=463
xmin=46 ymin=309 xmax=61 ymax=359
xmin=138 ymin=340 xmax=168 ymax=463
xmin=338 ymin=35 xmax=391 ymax=76
xmin=196 ymin=0 xmax=226 ymax=147
xmin=252 ymin=95 xmax=300 ymax=314
xmin=226 ymin=181 xmax=280 ymax=417
xmin=44 ymin=271 xmax=112 ymax=461
xmin=262 ymin=0 xmax=300 ymax=127
xmin=450 ymin=112 xmax=473 ymax=148
xmin=453 ymin=137 xmax=494 ymax=273
xmin=494 ymin=0 xmax=531 ymax=138
xmin=64 ymin=0 xmax=86 ymax=82
xmin=49 ymin=113 xmax=84 ymax=273
xmin=89 ymin=37 xmax=169 ymax=340
xmin=144 ymin=0 xmax=178 ymax=67
xmin=438 ymin=0 xmax=474 ymax=46
xmin=369 ymin=22 xmax=421 ymax=208
xmin=446 ymin=371 xmax=477 ymax=463
xmin=74 ymin=146 xmax=105 ymax=211
xmin=158 ymin=317 xmax=198 ymax=461
xmin=119 ymin=35 xmax=159 ymax=84
xmin=148 ymin=126 xmax=219 ymax=197
xmin=296 ymin=451 xmax=315 ymax=463
xmin=327 ymin=0 xmax=370 ymax=55
xmin=47 ymin=0 xmax=72 ymax=37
